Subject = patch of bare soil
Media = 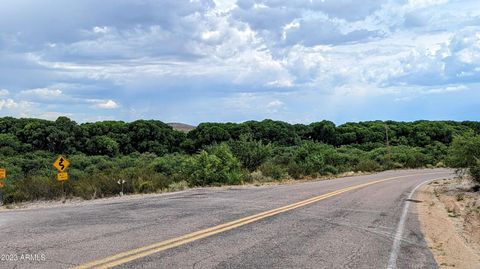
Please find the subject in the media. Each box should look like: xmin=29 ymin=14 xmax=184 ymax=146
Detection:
xmin=417 ymin=177 xmax=480 ymax=269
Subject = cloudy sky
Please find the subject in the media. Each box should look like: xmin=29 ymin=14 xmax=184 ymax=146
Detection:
xmin=0 ymin=0 xmax=479 ymax=124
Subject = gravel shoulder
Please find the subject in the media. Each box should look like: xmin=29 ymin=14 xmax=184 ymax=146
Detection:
xmin=417 ymin=178 xmax=480 ymax=269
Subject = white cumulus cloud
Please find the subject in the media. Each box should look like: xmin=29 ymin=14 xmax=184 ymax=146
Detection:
xmin=0 ymin=0 xmax=478 ymax=123
xmin=91 ymin=99 xmax=119 ymax=109
xmin=0 ymin=89 xmax=9 ymax=96
xmin=0 ymin=98 xmax=18 ymax=110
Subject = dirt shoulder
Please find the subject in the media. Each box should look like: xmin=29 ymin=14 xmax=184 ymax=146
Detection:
xmin=417 ymin=177 xmax=480 ymax=269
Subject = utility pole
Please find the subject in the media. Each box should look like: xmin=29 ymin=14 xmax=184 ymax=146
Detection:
xmin=385 ymin=123 xmax=392 ymax=164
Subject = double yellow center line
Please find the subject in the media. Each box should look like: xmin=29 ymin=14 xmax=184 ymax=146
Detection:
xmin=73 ymin=172 xmax=443 ymax=269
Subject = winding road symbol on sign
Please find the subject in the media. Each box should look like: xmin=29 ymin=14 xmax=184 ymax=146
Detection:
xmin=53 ymin=156 xmax=70 ymax=172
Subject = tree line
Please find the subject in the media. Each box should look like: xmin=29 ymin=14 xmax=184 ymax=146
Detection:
xmin=0 ymin=116 xmax=479 ymax=203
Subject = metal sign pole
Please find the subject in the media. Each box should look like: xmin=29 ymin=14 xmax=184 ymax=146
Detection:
xmin=53 ymin=155 xmax=70 ymax=203
xmin=62 ymin=181 xmax=66 ymax=203
xmin=0 ymin=168 xmax=5 ymax=205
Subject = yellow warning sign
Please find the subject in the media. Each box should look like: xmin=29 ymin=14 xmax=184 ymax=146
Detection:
xmin=57 ymin=172 xmax=69 ymax=182
xmin=53 ymin=156 xmax=70 ymax=172
xmin=0 ymin=168 xmax=5 ymax=179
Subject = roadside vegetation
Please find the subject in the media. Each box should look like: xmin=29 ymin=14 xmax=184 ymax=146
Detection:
xmin=1 ymin=117 xmax=479 ymax=204
xmin=418 ymin=130 xmax=480 ymax=268
xmin=447 ymin=131 xmax=480 ymax=187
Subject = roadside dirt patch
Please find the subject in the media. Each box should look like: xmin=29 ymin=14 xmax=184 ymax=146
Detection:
xmin=417 ymin=178 xmax=480 ymax=269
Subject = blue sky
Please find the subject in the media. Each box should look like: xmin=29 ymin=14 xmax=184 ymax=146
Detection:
xmin=0 ymin=0 xmax=479 ymax=124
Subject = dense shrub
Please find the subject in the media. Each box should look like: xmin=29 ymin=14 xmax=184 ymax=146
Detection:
xmin=356 ymin=159 xmax=381 ymax=172
xmin=184 ymin=144 xmax=244 ymax=186
xmin=150 ymin=154 xmax=190 ymax=177
xmin=447 ymin=132 xmax=480 ymax=186
xmin=1 ymin=116 xmax=479 ymax=203
xmin=469 ymin=160 xmax=480 ymax=185
xmin=259 ymin=162 xmax=287 ymax=180
xmin=447 ymin=132 xmax=480 ymax=167
xmin=228 ymin=135 xmax=272 ymax=172
xmin=321 ymin=165 xmax=339 ymax=175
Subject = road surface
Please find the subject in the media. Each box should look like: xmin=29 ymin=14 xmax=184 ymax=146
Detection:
xmin=0 ymin=169 xmax=455 ymax=269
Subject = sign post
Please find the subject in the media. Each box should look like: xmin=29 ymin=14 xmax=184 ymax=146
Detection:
xmin=117 ymin=179 xmax=126 ymax=196
xmin=53 ymin=156 xmax=70 ymax=202
xmin=0 ymin=168 xmax=6 ymax=206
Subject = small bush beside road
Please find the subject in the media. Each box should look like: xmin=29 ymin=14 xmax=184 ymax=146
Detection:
xmin=447 ymin=131 xmax=480 ymax=186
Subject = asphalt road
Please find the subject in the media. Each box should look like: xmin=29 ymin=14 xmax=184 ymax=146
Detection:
xmin=0 ymin=168 xmax=455 ymax=269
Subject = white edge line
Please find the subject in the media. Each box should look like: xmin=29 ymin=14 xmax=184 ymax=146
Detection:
xmin=386 ymin=178 xmax=440 ymax=269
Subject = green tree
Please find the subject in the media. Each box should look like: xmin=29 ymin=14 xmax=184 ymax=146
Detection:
xmin=0 ymin=133 xmax=22 ymax=154
xmin=187 ymin=123 xmax=231 ymax=150
xmin=308 ymin=120 xmax=338 ymax=145
xmin=447 ymin=132 xmax=480 ymax=185
xmin=447 ymin=132 xmax=480 ymax=167
xmin=86 ymin=136 xmax=119 ymax=156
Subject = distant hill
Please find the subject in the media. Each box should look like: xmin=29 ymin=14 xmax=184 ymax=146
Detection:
xmin=167 ymin=122 xmax=196 ymax=132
